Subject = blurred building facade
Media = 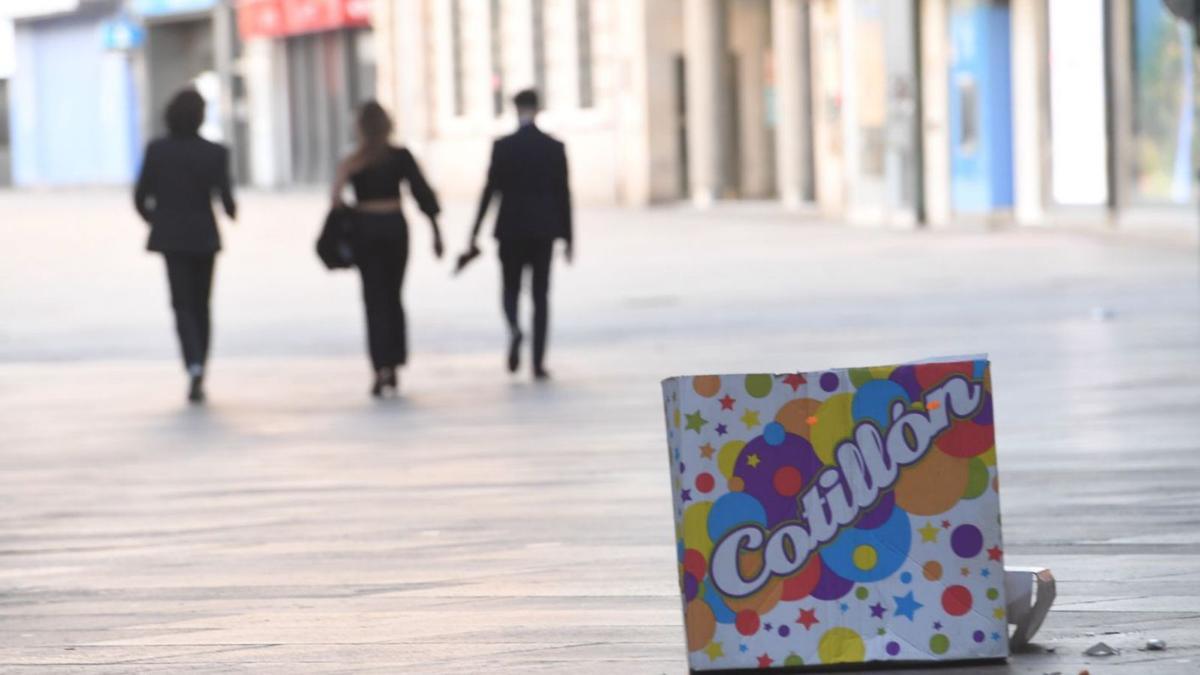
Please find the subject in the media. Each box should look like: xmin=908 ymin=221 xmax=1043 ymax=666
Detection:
xmin=236 ymin=0 xmax=375 ymax=187
xmin=369 ymin=0 xmax=1200 ymax=230
xmin=0 ymin=19 xmax=13 ymax=186
xmin=3 ymin=1 xmax=144 ymax=185
xmin=1 ymin=0 xmax=1198 ymax=232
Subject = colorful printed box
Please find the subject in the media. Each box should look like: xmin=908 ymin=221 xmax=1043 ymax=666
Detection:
xmin=661 ymin=359 xmax=1006 ymax=670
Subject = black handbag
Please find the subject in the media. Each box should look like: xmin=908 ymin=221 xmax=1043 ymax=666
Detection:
xmin=316 ymin=206 xmax=355 ymax=270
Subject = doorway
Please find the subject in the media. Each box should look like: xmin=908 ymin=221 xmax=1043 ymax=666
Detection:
xmin=947 ymin=0 xmax=1014 ymax=213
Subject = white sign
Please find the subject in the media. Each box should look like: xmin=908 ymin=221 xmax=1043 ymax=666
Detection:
xmin=1048 ymin=0 xmax=1109 ymax=206
xmin=0 ymin=1 xmax=81 ymax=19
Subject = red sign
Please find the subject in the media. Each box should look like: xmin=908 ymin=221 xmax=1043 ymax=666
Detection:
xmin=238 ymin=0 xmax=369 ymax=40
xmin=237 ymin=0 xmax=286 ymax=39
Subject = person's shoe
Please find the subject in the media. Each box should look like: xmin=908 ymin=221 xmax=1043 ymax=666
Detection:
xmin=371 ymin=369 xmax=388 ymax=398
xmin=507 ymin=331 xmax=523 ymax=373
xmin=533 ymin=367 xmax=551 ymax=382
xmin=187 ymin=375 xmax=206 ymax=404
xmin=372 ymin=368 xmax=399 ymax=398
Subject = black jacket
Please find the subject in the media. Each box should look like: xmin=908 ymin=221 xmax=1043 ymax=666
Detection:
xmin=134 ymin=136 xmax=236 ymax=253
xmin=473 ymin=124 xmax=572 ymax=242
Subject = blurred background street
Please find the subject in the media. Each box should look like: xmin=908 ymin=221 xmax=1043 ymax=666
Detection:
xmin=2 ymin=190 xmax=1199 ymax=673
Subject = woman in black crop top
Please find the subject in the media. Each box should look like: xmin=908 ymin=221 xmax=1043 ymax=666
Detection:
xmin=331 ymin=102 xmax=443 ymax=397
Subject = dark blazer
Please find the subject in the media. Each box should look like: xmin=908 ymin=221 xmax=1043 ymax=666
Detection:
xmin=134 ymin=135 xmax=236 ymax=253
xmin=472 ymin=123 xmax=572 ymax=242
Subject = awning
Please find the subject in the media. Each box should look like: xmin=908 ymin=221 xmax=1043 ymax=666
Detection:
xmin=237 ymin=0 xmax=369 ymax=40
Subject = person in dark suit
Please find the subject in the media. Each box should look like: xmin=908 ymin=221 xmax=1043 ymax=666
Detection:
xmin=463 ymin=89 xmax=572 ymax=380
xmin=331 ymin=102 xmax=443 ymax=397
xmin=134 ymin=89 xmax=236 ymax=404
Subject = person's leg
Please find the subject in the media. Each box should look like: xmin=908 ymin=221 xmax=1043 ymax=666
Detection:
xmin=356 ymin=243 xmax=390 ymax=371
xmin=195 ymin=254 xmax=215 ymax=367
xmin=529 ymin=239 xmax=555 ymax=376
xmin=391 ymin=228 xmax=410 ymax=368
xmin=499 ymin=240 xmax=523 ymax=334
xmin=164 ymin=253 xmax=204 ymax=372
xmin=499 ymin=240 xmax=526 ymax=372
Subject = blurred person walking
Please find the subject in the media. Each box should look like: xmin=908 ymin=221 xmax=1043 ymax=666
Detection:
xmin=461 ymin=89 xmax=573 ymax=380
xmin=330 ymin=102 xmax=443 ymax=397
xmin=133 ymin=89 xmax=236 ymax=404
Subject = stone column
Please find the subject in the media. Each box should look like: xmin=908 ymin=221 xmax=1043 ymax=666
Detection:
xmin=919 ymin=0 xmax=950 ymax=227
xmin=771 ymin=0 xmax=811 ymax=208
xmin=684 ymin=0 xmax=725 ymax=207
xmin=1107 ymin=0 xmax=1133 ymax=219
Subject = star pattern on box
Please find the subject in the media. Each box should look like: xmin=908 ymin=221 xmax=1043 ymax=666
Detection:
xmin=782 ymin=373 xmax=806 ymax=391
xmin=685 ymin=411 xmax=708 ymax=432
xmin=894 ymin=592 xmax=923 ymax=621
xmin=663 ymin=362 xmax=1007 ymax=670
xmin=796 ymin=608 xmax=819 ymax=630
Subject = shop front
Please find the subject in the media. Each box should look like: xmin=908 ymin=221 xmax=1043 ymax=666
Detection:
xmin=1128 ymin=0 xmax=1200 ymax=207
xmin=840 ymin=0 xmax=922 ymax=227
xmin=132 ymin=0 xmax=247 ymax=179
xmin=947 ymin=0 xmax=1013 ymax=216
xmin=238 ymin=0 xmax=373 ymax=186
xmin=5 ymin=0 xmax=141 ymax=186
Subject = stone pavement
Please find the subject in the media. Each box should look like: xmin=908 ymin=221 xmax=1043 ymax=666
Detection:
xmin=1 ymin=189 xmax=1198 ymax=673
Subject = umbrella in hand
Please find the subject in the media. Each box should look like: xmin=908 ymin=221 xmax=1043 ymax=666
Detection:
xmin=454 ymin=246 xmax=481 ymax=276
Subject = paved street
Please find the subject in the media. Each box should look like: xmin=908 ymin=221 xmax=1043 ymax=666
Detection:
xmin=1 ymin=189 xmax=1199 ymax=673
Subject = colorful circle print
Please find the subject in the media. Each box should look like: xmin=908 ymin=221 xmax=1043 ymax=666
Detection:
xmin=820 ymin=505 xmax=912 ymax=583
xmin=663 ymin=360 xmax=1004 ymax=669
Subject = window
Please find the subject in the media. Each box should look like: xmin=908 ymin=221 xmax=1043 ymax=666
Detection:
xmin=490 ymin=0 xmax=505 ymax=116
xmin=532 ymin=0 xmax=547 ymax=103
xmin=451 ymin=0 xmax=466 ymax=116
xmin=576 ymin=0 xmax=593 ymax=108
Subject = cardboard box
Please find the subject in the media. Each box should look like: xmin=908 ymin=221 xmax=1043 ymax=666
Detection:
xmin=661 ymin=359 xmax=1007 ymax=670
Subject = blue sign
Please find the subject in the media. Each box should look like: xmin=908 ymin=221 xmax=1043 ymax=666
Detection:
xmin=132 ymin=0 xmax=219 ymax=17
xmin=101 ymin=16 xmax=145 ymax=51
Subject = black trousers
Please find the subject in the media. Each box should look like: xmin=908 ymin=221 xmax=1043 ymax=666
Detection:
xmin=353 ymin=212 xmax=409 ymax=370
xmin=163 ymin=252 xmax=215 ymax=371
xmin=499 ymin=238 xmax=555 ymax=370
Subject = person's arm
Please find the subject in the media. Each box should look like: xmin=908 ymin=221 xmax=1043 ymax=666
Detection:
xmin=467 ymin=141 xmax=500 ymax=251
xmin=401 ymin=149 xmax=443 ymax=259
xmin=133 ymin=143 xmax=155 ymax=223
xmin=217 ymin=145 xmax=236 ymax=220
xmin=556 ymin=143 xmax=573 ymax=263
xmin=330 ymin=158 xmax=353 ymax=209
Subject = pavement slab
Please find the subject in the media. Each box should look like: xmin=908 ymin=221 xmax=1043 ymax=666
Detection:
xmin=1 ymin=190 xmax=1198 ymax=673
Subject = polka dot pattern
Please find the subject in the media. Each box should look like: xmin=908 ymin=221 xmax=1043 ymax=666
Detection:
xmin=663 ymin=361 xmax=1004 ymax=668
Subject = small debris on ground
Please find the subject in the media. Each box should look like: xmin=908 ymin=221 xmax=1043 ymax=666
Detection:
xmin=1084 ymin=641 xmax=1119 ymax=656
xmin=1144 ymin=638 xmax=1167 ymax=651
